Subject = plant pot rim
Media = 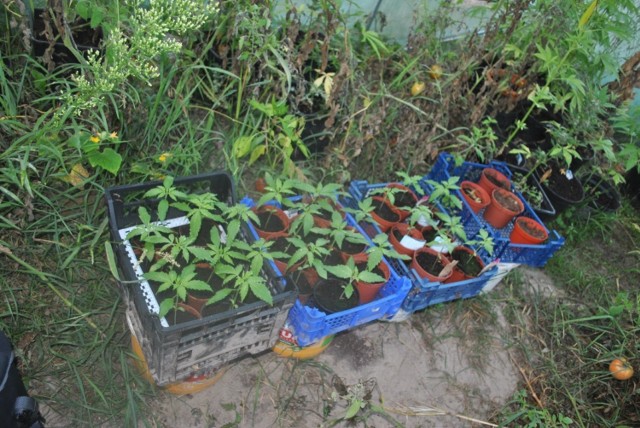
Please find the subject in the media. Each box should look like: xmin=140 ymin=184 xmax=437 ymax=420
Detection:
xmin=491 ymin=188 xmax=525 ymax=214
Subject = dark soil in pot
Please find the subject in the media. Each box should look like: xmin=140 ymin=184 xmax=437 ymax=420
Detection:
xmin=421 ymin=227 xmax=438 ymax=243
xmin=355 ymin=262 xmax=385 ymax=280
xmin=372 ymin=199 xmax=400 ymax=223
xmin=323 ymin=249 xmax=345 ymax=268
xmin=494 ymin=191 xmax=522 ymax=212
xmin=517 ymin=220 xmax=547 ymax=240
xmin=393 ymin=190 xmax=417 ymax=210
xmin=486 ymin=173 xmax=511 ymax=191
xmin=341 ymin=240 xmax=367 ymax=256
xmin=583 ymin=174 xmax=621 ymax=212
xmin=450 ymin=249 xmax=483 ymax=277
xmin=257 ymin=210 xmax=286 ymax=233
xmin=271 ymin=237 xmax=295 ymax=255
xmin=538 ymin=163 xmax=584 ymax=205
xmin=415 ymin=251 xmax=447 ymax=276
xmin=312 ymin=279 xmax=359 ymax=314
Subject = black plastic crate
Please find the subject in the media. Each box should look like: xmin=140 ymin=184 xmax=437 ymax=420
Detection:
xmin=105 ymin=172 xmax=296 ymax=386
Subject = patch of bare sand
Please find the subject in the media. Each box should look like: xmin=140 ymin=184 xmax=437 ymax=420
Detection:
xmin=154 ymin=299 xmax=520 ymax=427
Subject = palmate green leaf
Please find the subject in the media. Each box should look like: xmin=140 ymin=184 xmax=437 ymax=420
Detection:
xmin=144 ymin=270 xmax=171 ymax=282
xmin=288 ymin=247 xmax=307 ymax=267
xmin=226 ymin=220 xmax=240 ymax=242
xmin=324 ymin=265 xmax=352 ymax=279
xmin=249 ymin=280 xmax=273 ymax=305
xmin=186 ymin=279 xmax=212 ymax=292
xmin=239 ymin=280 xmax=250 ymax=301
xmin=358 ymin=271 xmax=385 ymax=284
xmin=315 ymin=262 xmax=328 ymax=280
xmin=158 ymin=199 xmax=169 ymax=222
xmin=250 ymin=256 xmax=263 ymax=275
xmin=159 ymin=298 xmax=174 ymax=318
xmin=207 ymin=288 xmax=233 ymax=305
xmin=176 ymin=285 xmax=187 ymax=301
xmin=189 ymin=213 xmax=202 ymax=240
xmin=367 ymin=249 xmax=383 ymax=270
xmin=190 ymin=247 xmax=213 ymax=263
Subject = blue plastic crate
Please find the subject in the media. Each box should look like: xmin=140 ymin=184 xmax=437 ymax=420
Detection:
xmin=287 ymin=269 xmax=410 ymax=346
xmin=343 ymin=179 xmax=498 ymax=313
xmin=391 ymin=256 xmax=497 ymax=313
xmin=241 ymin=194 xmax=412 ymax=346
xmin=424 ymin=153 xmax=564 ymax=267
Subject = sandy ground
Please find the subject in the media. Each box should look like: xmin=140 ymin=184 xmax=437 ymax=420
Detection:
xmin=143 ymin=270 xmax=554 ymax=428
xmin=38 ymin=267 xmax=558 ymax=427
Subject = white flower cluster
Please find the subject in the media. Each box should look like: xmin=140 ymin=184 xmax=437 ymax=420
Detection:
xmin=65 ymin=0 xmax=218 ymax=114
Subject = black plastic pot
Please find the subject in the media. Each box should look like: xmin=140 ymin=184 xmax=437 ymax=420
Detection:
xmin=581 ymin=173 xmax=621 ymax=212
xmin=536 ymin=162 xmax=585 ymax=215
xmin=508 ymin=164 xmax=556 ymax=221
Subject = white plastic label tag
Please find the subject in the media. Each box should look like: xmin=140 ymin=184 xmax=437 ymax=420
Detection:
xmin=399 ymin=236 xmax=425 ymax=250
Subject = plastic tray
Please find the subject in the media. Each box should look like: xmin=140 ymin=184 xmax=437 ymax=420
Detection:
xmin=343 ymin=180 xmax=497 ymax=313
xmin=105 ymin=173 xmax=295 ymax=386
xmin=240 ymin=195 xmax=412 ymax=346
xmin=425 ymin=153 xmax=564 ymax=267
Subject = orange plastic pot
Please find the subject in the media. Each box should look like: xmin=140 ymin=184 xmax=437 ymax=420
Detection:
xmin=370 ymin=196 xmax=402 ymax=232
xmin=478 ymin=168 xmax=511 ymax=195
xmin=483 ymin=188 xmax=524 ymax=229
xmin=510 ymin=216 xmax=548 ymax=244
xmin=385 ymin=183 xmax=418 ymax=220
xmin=388 ymin=223 xmax=425 ymax=257
xmin=460 ymin=181 xmax=490 ymax=213
xmin=354 ymin=259 xmax=390 ymax=304
xmin=445 ymin=246 xmax=485 ymax=284
xmin=251 ymin=206 xmax=290 ymax=239
xmin=411 ymin=247 xmax=452 ymax=282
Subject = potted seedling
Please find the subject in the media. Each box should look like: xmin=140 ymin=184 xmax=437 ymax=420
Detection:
xmin=446 ymin=230 xmax=494 ymax=283
xmin=143 ymin=265 xmax=212 ymax=323
xmin=252 ymin=173 xmax=300 ymax=238
xmin=324 ymin=256 xmax=390 ymax=305
xmin=352 ymin=196 xmax=401 ymax=232
xmin=320 ymin=211 xmax=369 ymax=262
xmin=426 ymin=177 xmax=463 ymax=212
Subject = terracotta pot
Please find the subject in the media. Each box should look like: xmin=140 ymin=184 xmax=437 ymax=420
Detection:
xmin=388 ymin=223 xmax=425 ymax=257
xmin=354 ymin=260 xmax=390 ymax=304
xmin=177 ymin=302 xmax=202 ymax=320
xmin=445 ymin=246 xmax=485 ymax=284
xmin=510 ymin=216 xmax=548 ymax=245
xmin=252 ymin=206 xmax=290 ymax=239
xmin=460 ymin=181 xmax=490 ymax=213
xmin=369 ymin=196 xmax=402 ymax=232
xmin=385 ymin=183 xmax=418 ymax=220
xmin=483 ymin=188 xmax=524 ymax=229
xmin=478 ymin=168 xmax=511 ymax=195
xmin=411 ymin=247 xmax=453 ymax=283
xmin=338 ymin=230 xmax=369 ymax=263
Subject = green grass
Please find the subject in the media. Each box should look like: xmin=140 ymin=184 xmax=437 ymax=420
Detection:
xmin=497 ymin=202 xmax=640 ymax=427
